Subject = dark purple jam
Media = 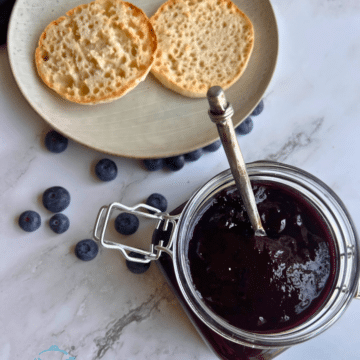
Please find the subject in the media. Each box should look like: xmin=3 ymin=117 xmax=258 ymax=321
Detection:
xmin=187 ymin=181 xmax=337 ymax=333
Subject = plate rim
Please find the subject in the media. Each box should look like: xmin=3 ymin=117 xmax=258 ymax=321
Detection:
xmin=7 ymin=0 xmax=279 ymax=159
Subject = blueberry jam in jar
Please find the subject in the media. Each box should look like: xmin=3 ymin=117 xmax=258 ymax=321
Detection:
xmin=187 ymin=182 xmax=337 ymax=334
xmin=96 ymin=161 xmax=359 ymax=360
xmin=166 ymin=162 xmax=359 ymax=359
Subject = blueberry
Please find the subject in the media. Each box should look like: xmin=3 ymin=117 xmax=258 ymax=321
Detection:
xmin=42 ymin=186 xmax=71 ymax=213
xmin=235 ymin=117 xmax=254 ymax=136
xmin=75 ymin=239 xmax=99 ymax=261
xmin=164 ymin=155 xmax=185 ymax=171
xmin=44 ymin=130 xmax=68 ymax=153
xmin=251 ymin=99 xmax=264 ymax=116
xmin=146 ymin=193 xmax=168 ymax=213
xmin=203 ymin=140 xmax=221 ymax=152
xmin=143 ymin=158 xmax=164 ymax=171
xmin=115 ymin=212 xmax=139 ymax=235
xmin=184 ymin=149 xmax=203 ymax=162
xmin=18 ymin=210 xmax=41 ymax=232
xmin=49 ymin=213 xmax=70 ymax=234
xmin=126 ymin=251 xmax=151 ymax=274
xmin=95 ymin=158 xmax=118 ymax=181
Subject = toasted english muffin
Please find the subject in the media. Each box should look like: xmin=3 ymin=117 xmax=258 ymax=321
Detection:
xmin=150 ymin=0 xmax=254 ymax=98
xmin=35 ymin=0 xmax=157 ymax=104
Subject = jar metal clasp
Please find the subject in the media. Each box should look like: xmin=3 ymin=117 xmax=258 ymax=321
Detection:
xmin=93 ymin=202 xmax=180 ymax=263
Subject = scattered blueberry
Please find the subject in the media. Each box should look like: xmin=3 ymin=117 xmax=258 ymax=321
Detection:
xmin=42 ymin=186 xmax=71 ymax=213
xmin=143 ymin=158 xmax=164 ymax=171
xmin=95 ymin=158 xmax=118 ymax=182
xmin=18 ymin=210 xmax=41 ymax=232
xmin=203 ymin=140 xmax=221 ymax=152
xmin=146 ymin=193 xmax=168 ymax=213
xmin=49 ymin=213 xmax=70 ymax=234
xmin=164 ymin=155 xmax=185 ymax=171
xmin=126 ymin=251 xmax=151 ymax=274
xmin=115 ymin=212 xmax=139 ymax=235
xmin=235 ymin=117 xmax=254 ymax=136
xmin=251 ymin=99 xmax=264 ymax=116
xmin=184 ymin=149 xmax=203 ymax=162
xmin=75 ymin=239 xmax=99 ymax=261
xmin=44 ymin=130 xmax=68 ymax=153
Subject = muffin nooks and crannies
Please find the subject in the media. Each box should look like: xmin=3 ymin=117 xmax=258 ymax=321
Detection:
xmin=35 ymin=0 xmax=157 ymax=105
xmin=150 ymin=0 xmax=254 ymax=98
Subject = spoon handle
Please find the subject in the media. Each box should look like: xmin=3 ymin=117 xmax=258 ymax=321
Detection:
xmin=207 ymin=86 xmax=266 ymax=237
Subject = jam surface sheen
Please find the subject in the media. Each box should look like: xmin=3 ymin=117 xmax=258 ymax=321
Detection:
xmin=187 ymin=181 xmax=337 ymax=333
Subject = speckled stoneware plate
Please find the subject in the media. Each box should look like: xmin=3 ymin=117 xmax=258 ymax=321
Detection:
xmin=7 ymin=0 xmax=278 ymax=159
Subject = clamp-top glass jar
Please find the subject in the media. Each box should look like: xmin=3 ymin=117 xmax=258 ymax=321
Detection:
xmin=94 ymin=161 xmax=360 ymax=360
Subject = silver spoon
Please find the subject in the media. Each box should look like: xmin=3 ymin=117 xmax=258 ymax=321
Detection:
xmin=207 ymin=86 xmax=266 ymax=237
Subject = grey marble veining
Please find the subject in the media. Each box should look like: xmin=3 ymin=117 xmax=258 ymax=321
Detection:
xmin=265 ymin=117 xmax=324 ymax=163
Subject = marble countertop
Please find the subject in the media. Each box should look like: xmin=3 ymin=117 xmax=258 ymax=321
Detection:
xmin=1 ymin=0 xmax=360 ymax=359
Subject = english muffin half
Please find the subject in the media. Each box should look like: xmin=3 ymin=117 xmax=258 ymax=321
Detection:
xmin=150 ymin=0 xmax=254 ymax=98
xmin=35 ymin=0 xmax=157 ymax=104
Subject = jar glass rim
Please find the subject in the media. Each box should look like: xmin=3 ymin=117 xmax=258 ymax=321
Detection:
xmin=173 ymin=161 xmax=359 ymax=348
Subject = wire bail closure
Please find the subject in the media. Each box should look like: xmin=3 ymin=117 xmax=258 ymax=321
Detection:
xmin=93 ymin=202 xmax=180 ymax=263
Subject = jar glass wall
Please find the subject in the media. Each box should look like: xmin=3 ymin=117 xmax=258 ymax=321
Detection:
xmin=173 ymin=161 xmax=359 ymax=349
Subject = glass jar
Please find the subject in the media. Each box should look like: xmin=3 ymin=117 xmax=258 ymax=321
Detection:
xmin=94 ymin=161 xmax=360 ymax=360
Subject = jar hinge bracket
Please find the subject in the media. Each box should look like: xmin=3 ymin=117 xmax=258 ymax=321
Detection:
xmin=93 ymin=202 xmax=180 ymax=264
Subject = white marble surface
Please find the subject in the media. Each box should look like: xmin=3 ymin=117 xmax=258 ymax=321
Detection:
xmin=1 ymin=0 xmax=360 ymax=359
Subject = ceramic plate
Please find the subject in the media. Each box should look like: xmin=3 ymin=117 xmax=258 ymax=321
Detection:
xmin=7 ymin=0 xmax=278 ymax=158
